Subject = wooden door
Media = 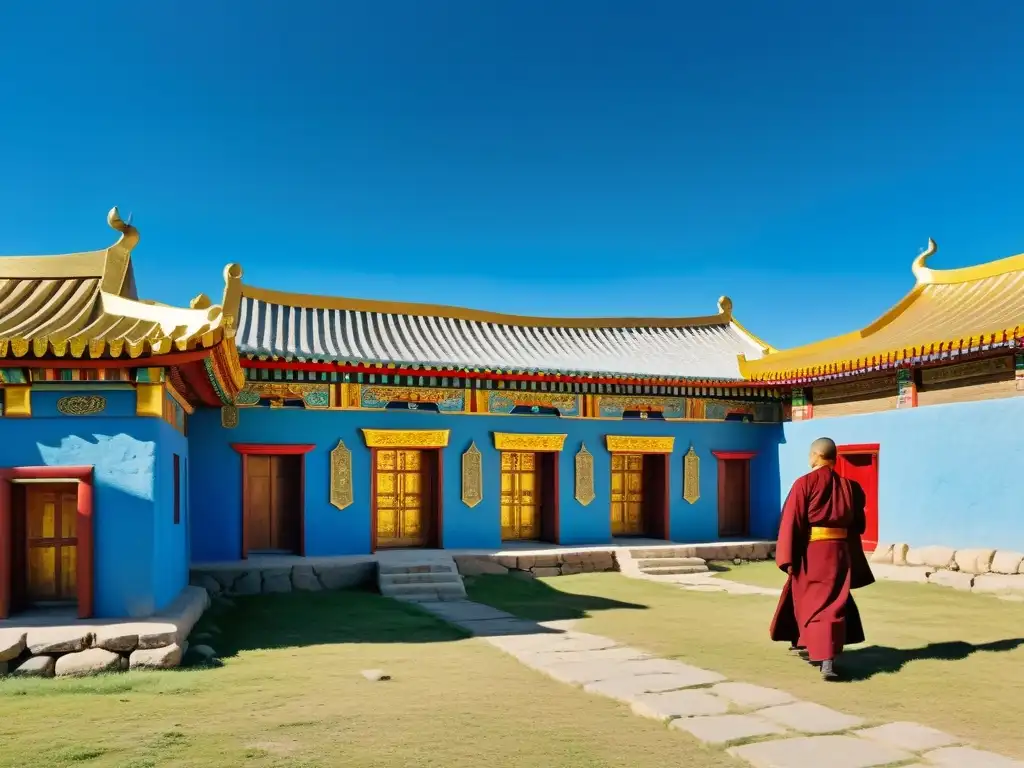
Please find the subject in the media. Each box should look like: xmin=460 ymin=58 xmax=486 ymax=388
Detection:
xmin=836 ymin=448 xmax=879 ymax=552
xmin=245 ymin=455 xmax=301 ymax=554
xmin=642 ymin=454 xmax=670 ymax=540
xmin=500 ymin=452 xmax=540 ymax=540
xmin=611 ymin=453 xmax=645 ymax=536
xmin=375 ymin=449 xmax=430 ymax=548
xmin=718 ymin=459 xmax=750 ymax=538
xmin=25 ymin=484 xmax=78 ymax=604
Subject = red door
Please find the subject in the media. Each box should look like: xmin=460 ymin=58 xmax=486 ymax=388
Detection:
xmin=836 ymin=445 xmax=879 ymax=552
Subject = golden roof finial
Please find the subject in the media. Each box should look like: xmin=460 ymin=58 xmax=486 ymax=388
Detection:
xmin=106 ymin=206 xmax=140 ymax=252
xmin=911 ymin=238 xmax=938 ymax=284
xmin=221 ymin=263 xmax=244 ymax=338
xmin=717 ymin=295 xmax=733 ymax=318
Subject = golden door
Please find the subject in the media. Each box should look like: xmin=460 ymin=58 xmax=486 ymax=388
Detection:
xmin=26 ymin=485 xmax=78 ymax=603
xmin=500 ymin=451 xmax=539 ymax=540
xmin=610 ymin=453 xmax=644 ymax=536
xmin=375 ymin=449 xmax=428 ymax=548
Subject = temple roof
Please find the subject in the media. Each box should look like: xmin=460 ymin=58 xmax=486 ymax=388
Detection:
xmin=738 ymin=240 xmax=1024 ymax=383
xmin=0 ymin=209 xmax=232 ymax=360
xmin=235 ymin=285 xmax=773 ymax=381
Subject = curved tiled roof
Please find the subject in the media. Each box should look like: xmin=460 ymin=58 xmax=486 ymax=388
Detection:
xmin=739 ymin=239 xmax=1024 ymax=382
xmin=235 ymin=286 xmax=772 ymax=381
xmin=0 ymin=209 xmax=232 ymax=360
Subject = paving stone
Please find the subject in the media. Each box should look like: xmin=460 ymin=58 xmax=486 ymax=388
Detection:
xmin=671 ymin=714 xmax=788 ymax=745
xmin=709 ymin=682 xmax=796 ymax=710
xmin=728 ymin=735 xmax=912 ymax=768
xmin=631 ymin=689 xmax=730 ymax=720
xmin=929 ymin=570 xmax=975 ymax=591
xmin=453 ymin=618 xmax=544 ymax=636
xmin=854 ymin=722 xmax=959 ymax=752
xmin=419 ymin=601 xmax=514 ymax=622
xmin=584 ymin=671 xmax=721 ymax=701
xmin=520 ymin=646 xmax=650 ymax=666
xmin=870 ymin=564 xmax=931 ymax=583
xmin=483 ymin=632 xmax=617 ymax=654
xmin=757 ymin=702 xmax=864 ymax=734
xmin=541 ymin=657 xmax=713 ymax=686
xmin=924 ymin=746 xmax=1024 ymax=767
xmin=55 ymin=648 xmax=123 ymax=677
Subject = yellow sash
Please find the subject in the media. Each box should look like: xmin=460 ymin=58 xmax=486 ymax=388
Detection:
xmin=809 ymin=527 xmax=847 ymax=542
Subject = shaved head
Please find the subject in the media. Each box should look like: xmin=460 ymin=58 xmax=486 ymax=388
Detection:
xmin=810 ymin=437 xmax=837 ymax=462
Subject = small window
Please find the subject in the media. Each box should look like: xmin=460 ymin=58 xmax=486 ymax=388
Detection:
xmin=173 ymin=453 xmax=181 ymax=525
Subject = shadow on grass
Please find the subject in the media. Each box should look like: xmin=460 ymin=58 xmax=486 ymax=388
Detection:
xmin=839 ymin=638 xmax=1024 ymax=681
xmin=210 ymin=588 xmax=473 ymax=659
xmin=463 ymin=573 xmax=647 ymax=623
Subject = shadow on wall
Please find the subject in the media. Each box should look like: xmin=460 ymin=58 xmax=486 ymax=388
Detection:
xmin=839 ymin=637 xmax=1024 ymax=682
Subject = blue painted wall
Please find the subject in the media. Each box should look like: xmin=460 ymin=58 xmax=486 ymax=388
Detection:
xmin=781 ymin=396 xmax=1024 ymax=551
xmin=187 ymin=407 xmax=783 ymax=562
xmin=0 ymin=389 xmax=188 ymax=618
xmin=152 ymin=419 xmax=189 ymax=611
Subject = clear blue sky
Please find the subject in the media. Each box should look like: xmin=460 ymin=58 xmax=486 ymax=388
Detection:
xmin=1 ymin=1 xmax=1022 ymax=349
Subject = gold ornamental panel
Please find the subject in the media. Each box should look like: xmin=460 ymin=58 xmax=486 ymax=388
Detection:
xmin=220 ymin=405 xmax=239 ymax=429
xmin=330 ymin=440 xmax=354 ymax=510
xmin=605 ymin=435 xmax=675 ymax=454
xmin=56 ymin=395 xmax=106 ymax=416
xmin=361 ymin=428 xmax=450 ymax=449
xmin=574 ymin=442 xmax=596 ymax=506
xmin=461 ymin=441 xmax=483 ymax=508
xmin=492 ymin=432 xmax=567 ymax=452
xmin=683 ymin=445 xmax=700 ymax=504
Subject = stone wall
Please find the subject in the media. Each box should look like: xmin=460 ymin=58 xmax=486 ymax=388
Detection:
xmin=870 ymin=543 xmax=1024 ymax=598
xmin=190 ymin=561 xmax=376 ymax=596
xmin=454 ymin=550 xmax=618 ymax=578
xmin=0 ymin=586 xmax=209 ymax=679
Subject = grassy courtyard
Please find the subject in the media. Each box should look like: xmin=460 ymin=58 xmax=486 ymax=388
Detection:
xmin=0 ymin=589 xmax=740 ymax=768
xmin=466 ymin=566 xmax=1024 ymax=759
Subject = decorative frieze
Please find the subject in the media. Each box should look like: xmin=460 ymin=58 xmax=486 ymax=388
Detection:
xmin=605 ymin=435 xmax=675 ymax=454
xmin=488 ymin=391 xmax=580 ymax=416
xmin=595 ymin=395 xmax=686 ymax=419
xmin=574 ymin=443 xmax=596 ymax=506
xmin=921 ymin=355 xmax=1013 ymax=386
xmin=362 ymin=385 xmax=465 ymax=412
xmin=492 ymin=432 xmax=568 ymax=452
xmin=461 ymin=442 xmax=483 ymax=508
xmin=813 ymin=374 xmax=897 ymax=403
xmin=55 ymin=395 xmax=106 ymax=416
xmin=361 ymin=429 xmax=451 ymax=449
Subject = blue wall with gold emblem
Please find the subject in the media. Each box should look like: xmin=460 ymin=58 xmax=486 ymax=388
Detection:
xmin=187 ymin=407 xmax=783 ymax=562
xmin=781 ymin=396 xmax=1024 ymax=551
xmin=0 ymin=389 xmax=188 ymax=618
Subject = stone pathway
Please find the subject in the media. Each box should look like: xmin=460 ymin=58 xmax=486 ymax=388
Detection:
xmin=417 ymin=599 xmax=1023 ymax=768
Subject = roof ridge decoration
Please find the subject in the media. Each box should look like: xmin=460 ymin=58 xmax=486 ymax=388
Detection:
xmin=239 ymin=281 xmax=743 ymax=330
xmin=0 ymin=207 xmax=236 ymax=360
xmin=738 ymin=238 xmax=1024 ymax=383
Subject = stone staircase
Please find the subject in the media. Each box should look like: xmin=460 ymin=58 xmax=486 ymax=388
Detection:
xmin=376 ymin=556 xmax=467 ymax=603
xmin=626 ymin=547 xmax=710 ymax=577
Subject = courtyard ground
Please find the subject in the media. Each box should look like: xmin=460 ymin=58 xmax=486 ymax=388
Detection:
xmin=0 ymin=589 xmax=741 ymax=768
xmin=466 ymin=565 xmax=1024 ymax=759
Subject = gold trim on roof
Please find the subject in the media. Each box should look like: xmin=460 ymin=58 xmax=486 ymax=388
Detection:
xmin=605 ymin=435 xmax=675 ymax=453
xmin=241 ymin=283 xmax=746 ymax=330
xmin=739 ymin=239 xmax=1024 ymax=381
xmin=0 ymin=208 xmax=235 ymax=360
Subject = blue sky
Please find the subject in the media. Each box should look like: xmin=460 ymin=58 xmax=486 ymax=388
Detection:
xmin=1 ymin=1 xmax=1022 ymax=349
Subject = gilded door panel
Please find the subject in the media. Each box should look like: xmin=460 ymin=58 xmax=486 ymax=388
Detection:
xmin=500 ymin=451 xmax=540 ymax=540
xmin=26 ymin=485 xmax=78 ymax=603
xmin=376 ymin=449 xmax=428 ymax=548
xmin=610 ymin=453 xmax=645 ymax=536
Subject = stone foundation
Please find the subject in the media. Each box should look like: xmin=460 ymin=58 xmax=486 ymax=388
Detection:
xmin=0 ymin=586 xmax=209 ymax=679
xmin=869 ymin=543 xmax=1024 ymax=599
xmin=455 ymin=550 xmax=618 ymax=578
xmin=190 ymin=561 xmax=376 ymax=596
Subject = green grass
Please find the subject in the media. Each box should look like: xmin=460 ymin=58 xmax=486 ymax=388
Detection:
xmin=709 ymin=560 xmax=789 ymax=589
xmin=0 ymin=589 xmax=741 ymax=768
xmin=466 ymin=569 xmax=1024 ymax=759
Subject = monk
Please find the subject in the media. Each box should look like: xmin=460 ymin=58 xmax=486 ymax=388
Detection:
xmin=769 ymin=437 xmax=874 ymax=681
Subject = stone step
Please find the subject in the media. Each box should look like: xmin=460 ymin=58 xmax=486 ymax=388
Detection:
xmin=378 ymin=571 xmax=463 ymax=587
xmin=639 ymin=564 xmax=710 ymax=576
xmin=377 ymin=562 xmax=458 ymax=576
xmin=627 ymin=548 xmax=701 ymax=559
xmin=379 ymin=582 xmax=468 ymax=601
xmin=635 ymin=557 xmax=707 ymax=569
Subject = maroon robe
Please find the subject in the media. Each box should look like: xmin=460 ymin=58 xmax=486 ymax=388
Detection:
xmin=769 ymin=465 xmax=874 ymax=662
